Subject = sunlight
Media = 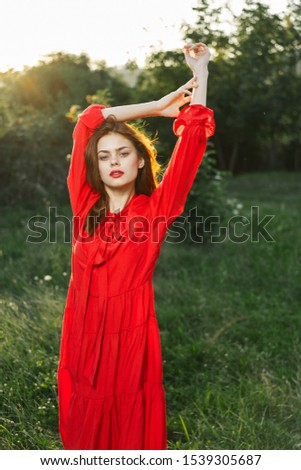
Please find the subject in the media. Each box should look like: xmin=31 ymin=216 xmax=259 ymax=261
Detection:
xmin=0 ymin=0 xmax=197 ymax=72
xmin=0 ymin=0 xmax=288 ymax=72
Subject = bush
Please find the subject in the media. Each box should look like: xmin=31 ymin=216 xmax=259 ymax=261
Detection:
xmin=168 ymin=143 xmax=232 ymax=245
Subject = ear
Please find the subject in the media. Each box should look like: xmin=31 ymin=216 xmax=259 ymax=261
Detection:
xmin=138 ymin=157 xmax=145 ymax=169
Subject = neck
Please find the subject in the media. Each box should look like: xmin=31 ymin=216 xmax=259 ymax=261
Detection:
xmin=106 ymin=187 xmax=136 ymax=213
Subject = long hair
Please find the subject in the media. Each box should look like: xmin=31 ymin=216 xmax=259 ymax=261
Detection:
xmin=84 ymin=115 xmax=162 ymax=235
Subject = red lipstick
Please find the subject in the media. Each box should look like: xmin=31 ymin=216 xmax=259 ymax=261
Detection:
xmin=110 ymin=170 xmax=124 ymax=178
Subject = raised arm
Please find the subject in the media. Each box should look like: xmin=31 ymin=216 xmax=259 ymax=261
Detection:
xmin=101 ymin=77 xmax=198 ymax=121
xmin=148 ymin=43 xmax=215 ymax=240
xmin=67 ymin=105 xmax=105 ymax=219
xmin=184 ymin=42 xmax=210 ymax=106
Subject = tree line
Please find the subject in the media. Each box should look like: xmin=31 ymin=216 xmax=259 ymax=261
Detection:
xmin=0 ymin=0 xmax=300 ymax=208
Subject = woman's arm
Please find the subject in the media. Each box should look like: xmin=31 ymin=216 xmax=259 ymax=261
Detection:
xmin=101 ymin=77 xmax=198 ymax=121
xmin=184 ymin=42 xmax=210 ymax=106
xmin=148 ymin=43 xmax=215 ymax=241
xmin=101 ymin=42 xmax=211 ymax=122
xmin=67 ymin=105 xmax=106 ymax=219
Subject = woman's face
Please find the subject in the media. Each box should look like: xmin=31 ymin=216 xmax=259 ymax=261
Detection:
xmin=97 ymin=132 xmax=144 ymax=191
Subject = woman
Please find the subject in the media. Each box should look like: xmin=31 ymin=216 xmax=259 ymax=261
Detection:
xmin=57 ymin=42 xmax=215 ymax=450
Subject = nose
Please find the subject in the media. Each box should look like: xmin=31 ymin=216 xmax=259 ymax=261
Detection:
xmin=110 ymin=154 xmax=120 ymax=166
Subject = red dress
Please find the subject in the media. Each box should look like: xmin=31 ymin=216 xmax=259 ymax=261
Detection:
xmin=57 ymin=103 xmax=215 ymax=450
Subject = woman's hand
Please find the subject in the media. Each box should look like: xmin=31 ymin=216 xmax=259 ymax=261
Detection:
xmin=101 ymin=79 xmax=196 ymax=121
xmin=184 ymin=42 xmax=211 ymax=75
xmin=156 ymin=77 xmax=198 ymax=118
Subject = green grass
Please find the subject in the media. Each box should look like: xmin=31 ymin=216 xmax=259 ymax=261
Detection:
xmin=1 ymin=171 xmax=301 ymax=449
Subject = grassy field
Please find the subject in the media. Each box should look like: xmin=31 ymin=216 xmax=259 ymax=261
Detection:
xmin=1 ymin=171 xmax=301 ymax=450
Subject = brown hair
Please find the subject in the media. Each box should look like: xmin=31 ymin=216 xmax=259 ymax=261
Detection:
xmin=84 ymin=115 xmax=162 ymax=235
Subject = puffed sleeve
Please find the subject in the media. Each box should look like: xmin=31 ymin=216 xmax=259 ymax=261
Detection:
xmin=149 ymin=104 xmax=215 ymax=238
xmin=67 ymin=104 xmax=106 ymax=217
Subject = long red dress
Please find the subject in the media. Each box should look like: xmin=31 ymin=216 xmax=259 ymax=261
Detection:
xmin=57 ymin=103 xmax=215 ymax=450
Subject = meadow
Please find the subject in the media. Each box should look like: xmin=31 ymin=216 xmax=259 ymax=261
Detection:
xmin=1 ymin=171 xmax=300 ymax=450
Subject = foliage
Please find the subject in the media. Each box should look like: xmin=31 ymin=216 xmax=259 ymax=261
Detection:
xmin=0 ymin=104 xmax=70 ymax=207
xmin=182 ymin=0 xmax=301 ymax=172
xmin=179 ymin=144 xmax=231 ymax=245
xmin=0 ymin=55 xmax=133 ymax=208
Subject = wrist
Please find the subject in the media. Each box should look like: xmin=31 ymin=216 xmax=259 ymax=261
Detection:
xmin=193 ymin=65 xmax=209 ymax=77
xmin=148 ymin=100 xmax=160 ymax=117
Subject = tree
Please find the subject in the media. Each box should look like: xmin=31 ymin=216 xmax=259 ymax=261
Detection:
xmin=0 ymin=53 xmax=133 ymax=207
xmin=183 ymin=0 xmax=301 ymax=172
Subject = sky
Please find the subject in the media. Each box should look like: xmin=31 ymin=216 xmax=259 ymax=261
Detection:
xmin=0 ymin=0 xmax=288 ymax=72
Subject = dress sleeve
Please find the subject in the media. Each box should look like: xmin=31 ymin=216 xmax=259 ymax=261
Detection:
xmin=149 ymin=104 xmax=215 ymax=233
xmin=67 ymin=104 xmax=106 ymax=217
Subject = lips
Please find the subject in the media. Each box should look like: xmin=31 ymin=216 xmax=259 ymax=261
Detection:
xmin=110 ymin=171 xmax=124 ymax=177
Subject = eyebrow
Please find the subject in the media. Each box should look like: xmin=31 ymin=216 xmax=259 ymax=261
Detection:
xmin=97 ymin=146 xmax=130 ymax=155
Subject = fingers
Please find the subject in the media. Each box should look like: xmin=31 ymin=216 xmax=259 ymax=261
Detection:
xmin=184 ymin=42 xmax=208 ymax=57
xmin=183 ymin=95 xmax=192 ymax=104
xmin=183 ymin=76 xmax=198 ymax=87
xmin=181 ymin=77 xmax=197 ymax=104
xmin=184 ymin=44 xmax=191 ymax=58
xmin=183 ymin=76 xmax=198 ymax=90
xmin=184 ymin=42 xmax=207 ymax=50
xmin=175 ymin=76 xmax=198 ymax=102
